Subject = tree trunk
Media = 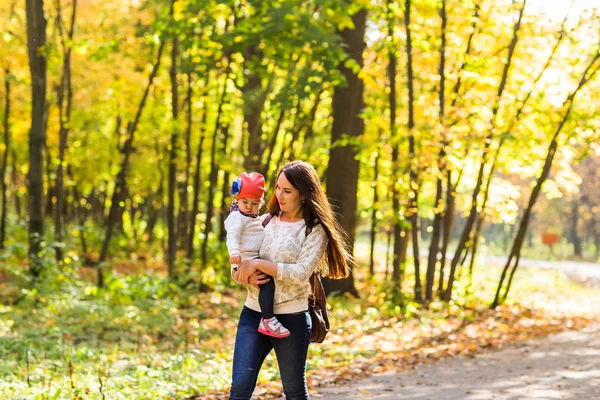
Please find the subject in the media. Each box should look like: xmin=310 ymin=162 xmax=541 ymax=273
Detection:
xmin=437 ymin=3 xmax=480 ymax=290
xmin=43 ymin=102 xmax=53 ymax=215
xmin=526 ymin=213 xmax=535 ymax=248
xmin=0 ymin=69 xmax=11 ymax=249
xmin=167 ymin=32 xmax=179 ymax=278
xmin=492 ymin=52 xmax=600 ymax=307
xmin=466 ymin=171 xmax=495 ymax=290
xmin=322 ymin=5 xmax=366 ymax=298
xmin=386 ymin=0 xmax=403 ymax=286
xmin=442 ymin=149 xmax=488 ymax=300
xmin=26 ymin=0 xmax=48 ymax=276
xmin=242 ymin=46 xmax=265 ymax=172
xmin=145 ymin=137 xmax=165 ymax=244
xmin=177 ymin=72 xmax=194 ymax=251
xmin=438 ymin=170 xmax=455 ymax=294
xmin=54 ymin=0 xmax=77 ymax=263
xmin=186 ymin=92 xmax=208 ymax=270
xmin=399 ymin=227 xmax=410 ymax=265
xmin=1 ymin=3 xmax=18 ymax=249
xmin=218 ymin=125 xmax=232 ymax=242
xmin=11 ymin=150 xmax=21 ymax=219
xmin=426 ymin=0 xmax=446 ymax=302
xmin=98 ymin=39 xmax=166 ymax=287
xmin=570 ymin=202 xmax=582 ymax=258
xmin=69 ymin=179 xmax=89 ymax=257
xmin=385 ymin=224 xmax=392 ymax=280
xmin=403 ymin=0 xmax=422 ymax=302
xmin=369 ymin=147 xmax=380 ymax=278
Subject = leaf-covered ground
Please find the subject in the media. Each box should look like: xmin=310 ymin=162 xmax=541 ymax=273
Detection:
xmin=1 ymin=260 xmax=599 ymax=400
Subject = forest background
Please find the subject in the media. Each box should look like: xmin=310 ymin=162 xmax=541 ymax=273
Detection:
xmin=1 ymin=0 xmax=599 ymax=398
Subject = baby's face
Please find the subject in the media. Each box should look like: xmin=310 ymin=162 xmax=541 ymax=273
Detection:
xmin=238 ymin=198 xmax=262 ymax=215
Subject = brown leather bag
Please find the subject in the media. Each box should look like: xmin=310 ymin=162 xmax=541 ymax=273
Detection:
xmin=262 ymin=214 xmax=330 ymax=343
xmin=308 ymin=272 xmax=329 ymax=343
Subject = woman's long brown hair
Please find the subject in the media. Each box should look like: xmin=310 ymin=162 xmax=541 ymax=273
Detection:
xmin=266 ymin=160 xmax=351 ymax=279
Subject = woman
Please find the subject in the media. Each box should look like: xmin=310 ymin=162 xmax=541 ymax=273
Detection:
xmin=230 ymin=160 xmax=351 ymax=400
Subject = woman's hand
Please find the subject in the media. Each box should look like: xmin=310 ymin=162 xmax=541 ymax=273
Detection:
xmin=237 ymin=260 xmax=258 ymax=285
xmin=233 ymin=268 xmax=270 ymax=288
xmin=248 ymin=271 xmax=270 ymax=289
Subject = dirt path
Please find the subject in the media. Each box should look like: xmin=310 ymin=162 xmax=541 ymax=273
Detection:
xmin=314 ymin=324 xmax=600 ymax=400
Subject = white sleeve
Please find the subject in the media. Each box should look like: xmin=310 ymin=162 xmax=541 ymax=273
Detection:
xmin=277 ymin=224 xmax=328 ymax=285
xmin=224 ymin=212 xmax=246 ymax=256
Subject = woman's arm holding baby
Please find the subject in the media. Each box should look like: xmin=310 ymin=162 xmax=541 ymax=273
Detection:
xmin=232 ymin=268 xmax=271 ymax=288
xmin=236 ymin=259 xmax=278 ymax=285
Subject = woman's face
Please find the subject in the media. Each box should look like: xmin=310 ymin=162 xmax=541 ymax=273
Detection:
xmin=275 ymin=172 xmax=303 ymax=216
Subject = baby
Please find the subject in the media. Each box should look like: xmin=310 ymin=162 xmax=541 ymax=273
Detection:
xmin=225 ymin=172 xmax=290 ymax=338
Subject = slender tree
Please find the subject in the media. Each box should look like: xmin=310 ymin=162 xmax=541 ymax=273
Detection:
xmin=26 ymin=0 xmax=48 ymax=276
xmin=0 ymin=68 xmax=11 ymax=249
xmin=369 ymin=144 xmax=381 ymax=278
xmin=438 ymin=1 xmax=481 ymax=295
xmin=187 ymin=89 xmax=207 ymax=271
xmin=54 ymin=0 xmax=77 ymax=263
xmin=145 ymin=136 xmax=165 ymax=243
xmin=386 ymin=0 xmax=404 ymax=285
xmin=242 ymin=45 xmax=264 ymax=172
xmin=425 ymin=0 xmax=447 ymax=302
xmin=177 ymin=72 xmax=194 ymax=251
xmin=218 ymin=124 xmax=232 ymax=242
xmin=167 ymin=22 xmax=180 ymax=277
xmin=404 ymin=0 xmax=422 ymax=301
xmin=11 ymin=149 xmax=21 ymax=220
xmin=1 ymin=1 xmax=18 ymax=250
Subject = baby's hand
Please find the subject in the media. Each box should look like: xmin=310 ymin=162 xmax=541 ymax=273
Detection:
xmin=230 ymin=254 xmax=242 ymax=265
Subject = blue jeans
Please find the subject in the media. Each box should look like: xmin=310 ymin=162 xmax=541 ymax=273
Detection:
xmin=230 ymin=306 xmax=312 ymax=399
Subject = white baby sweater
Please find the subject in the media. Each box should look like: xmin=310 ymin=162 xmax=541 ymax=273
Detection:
xmin=244 ymin=215 xmax=329 ymax=314
xmin=224 ymin=212 xmax=265 ymax=263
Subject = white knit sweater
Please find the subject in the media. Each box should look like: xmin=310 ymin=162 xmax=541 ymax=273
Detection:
xmin=224 ymin=211 xmax=265 ymax=263
xmin=244 ymin=215 xmax=328 ymax=314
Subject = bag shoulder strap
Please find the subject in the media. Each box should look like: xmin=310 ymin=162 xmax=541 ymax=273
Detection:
xmin=305 ymin=224 xmax=313 ymax=237
xmin=310 ymin=273 xmax=329 ymax=318
xmin=262 ymin=213 xmax=275 ymax=228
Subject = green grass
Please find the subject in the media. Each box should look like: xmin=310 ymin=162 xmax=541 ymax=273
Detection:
xmin=0 ymin=265 xmax=240 ymax=399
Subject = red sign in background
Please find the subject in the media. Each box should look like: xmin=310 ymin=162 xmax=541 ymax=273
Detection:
xmin=541 ymin=233 xmax=559 ymax=245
